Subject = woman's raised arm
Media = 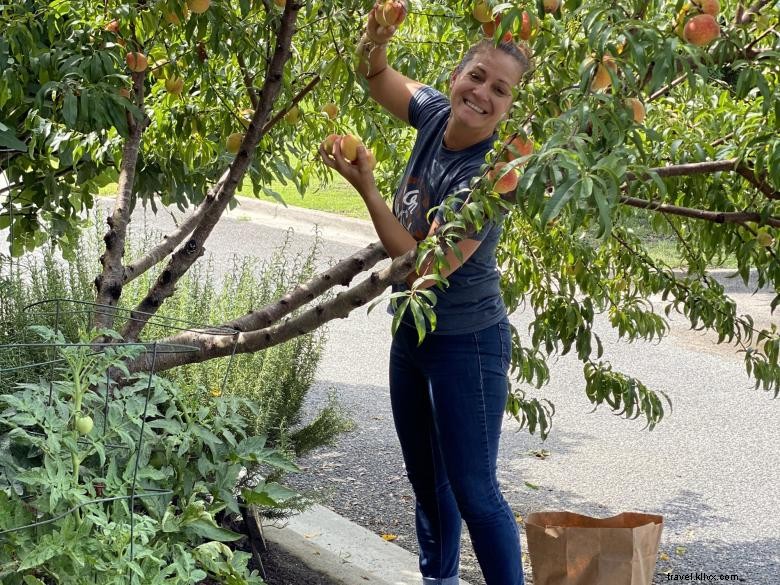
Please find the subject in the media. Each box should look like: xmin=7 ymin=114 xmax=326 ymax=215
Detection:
xmin=357 ymin=1 xmax=423 ymax=124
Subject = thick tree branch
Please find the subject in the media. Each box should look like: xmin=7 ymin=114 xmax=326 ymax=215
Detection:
xmin=626 ymin=159 xmax=779 ymax=200
xmin=122 ymin=171 xmax=229 ymax=284
xmin=223 ymin=241 xmax=388 ymax=332
xmin=94 ymin=70 xmax=149 ymax=330
xmin=626 ymin=159 xmax=739 ymax=180
xmin=619 ymin=195 xmax=780 ymax=227
xmin=121 ymin=4 xmax=301 ymax=342
xmin=125 ymin=247 xmax=415 ymax=374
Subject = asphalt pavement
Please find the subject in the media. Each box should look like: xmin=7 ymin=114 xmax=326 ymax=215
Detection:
xmin=43 ymin=197 xmax=780 ymax=583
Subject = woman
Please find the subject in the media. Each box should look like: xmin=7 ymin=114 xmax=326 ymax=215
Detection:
xmin=319 ymin=4 xmax=532 ymax=584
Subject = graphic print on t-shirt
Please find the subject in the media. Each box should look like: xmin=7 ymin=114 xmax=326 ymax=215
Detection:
xmin=394 ymin=175 xmax=431 ymax=241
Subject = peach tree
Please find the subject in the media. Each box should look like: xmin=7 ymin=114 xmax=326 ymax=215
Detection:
xmin=1 ymin=0 xmax=778 ymax=437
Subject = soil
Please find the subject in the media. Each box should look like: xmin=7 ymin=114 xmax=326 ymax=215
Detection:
xmin=258 ymin=544 xmax=335 ymax=585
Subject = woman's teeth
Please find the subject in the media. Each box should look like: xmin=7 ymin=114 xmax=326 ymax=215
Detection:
xmin=464 ymin=99 xmax=486 ymax=114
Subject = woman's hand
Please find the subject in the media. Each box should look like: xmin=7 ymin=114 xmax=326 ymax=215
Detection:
xmin=318 ymin=138 xmax=377 ymax=198
xmin=366 ymin=1 xmax=401 ymax=44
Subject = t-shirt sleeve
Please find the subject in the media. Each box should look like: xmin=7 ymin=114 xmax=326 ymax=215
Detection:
xmin=433 ymin=173 xmax=495 ymax=242
xmin=408 ymin=85 xmax=449 ymax=130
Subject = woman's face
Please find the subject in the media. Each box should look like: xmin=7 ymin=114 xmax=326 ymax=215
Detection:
xmin=449 ymin=48 xmax=524 ymax=136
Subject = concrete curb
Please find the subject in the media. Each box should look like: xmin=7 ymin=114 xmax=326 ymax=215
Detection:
xmin=228 ymin=197 xmax=377 ymax=248
xmin=263 ymin=504 xmax=470 ymax=585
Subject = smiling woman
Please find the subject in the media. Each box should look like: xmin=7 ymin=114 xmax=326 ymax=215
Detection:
xmin=316 ymin=3 xmax=533 ymax=584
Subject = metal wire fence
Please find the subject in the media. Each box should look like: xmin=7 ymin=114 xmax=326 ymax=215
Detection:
xmin=0 ymin=298 xmax=271 ymax=584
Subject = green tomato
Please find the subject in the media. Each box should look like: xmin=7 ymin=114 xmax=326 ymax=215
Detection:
xmin=149 ymin=450 xmax=167 ymax=469
xmin=75 ymin=415 xmax=94 ymax=435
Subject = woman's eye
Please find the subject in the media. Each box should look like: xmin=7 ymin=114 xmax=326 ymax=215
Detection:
xmin=469 ymin=72 xmax=480 ymax=80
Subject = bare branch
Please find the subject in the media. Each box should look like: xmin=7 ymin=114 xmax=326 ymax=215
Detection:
xmin=619 ymin=195 xmax=780 ymax=227
xmin=627 ymin=159 xmax=739 ymax=180
xmin=223 ymin=241 xmax=388 ymax=332
xmin=122 ymin=172 xmax=229 ymax=284
xmin=126 ymin=247 xmax=415 ymax=374
xmin=625 ymin=159 xmax=779 ymax=200
xmin=648 ymin=73 xmax=687 ymax=102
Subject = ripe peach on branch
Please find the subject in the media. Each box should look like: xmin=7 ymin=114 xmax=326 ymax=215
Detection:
xmin=684 ymin=13 xmax=721 ymax=46
xmin=126 ymin=52 xmax=148 ymax=73
xmin=375 ymin=0 xmax=407 ymax=28
xmin=488 ymin=162 xmax=519 ymax=194
xmin=590 ymin=55 xmax=617 ymax=91
xmin=519 ymin=11 xmax=537 ymax=41
xmin=503 ymin=136 xmax=534 ymax=162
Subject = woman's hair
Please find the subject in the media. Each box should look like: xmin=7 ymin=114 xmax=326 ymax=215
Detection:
xmin=455 ymin=39 xmax=534 ymax=82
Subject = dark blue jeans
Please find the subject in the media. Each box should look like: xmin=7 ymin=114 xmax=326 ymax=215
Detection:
xmin=389 ymin=319 xmax=524 ymax=585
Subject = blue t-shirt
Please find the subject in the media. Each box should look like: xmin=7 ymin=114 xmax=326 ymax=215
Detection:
xmin=389 ymin=85 xmax=507 ymax=335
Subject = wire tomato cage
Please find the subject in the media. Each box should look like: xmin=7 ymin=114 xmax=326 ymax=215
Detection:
xmin=0 ymin=297 xmax=263 ymax=583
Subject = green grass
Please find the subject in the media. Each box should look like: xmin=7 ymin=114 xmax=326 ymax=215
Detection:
xmin=238 ymin=178 xmax=370 ymax=220
xmin=98 ymin=178 xmax=371 ymax=220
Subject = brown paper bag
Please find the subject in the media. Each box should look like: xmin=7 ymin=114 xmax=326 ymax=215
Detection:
xmin=526 ymin=511 xmax=663 ymax=585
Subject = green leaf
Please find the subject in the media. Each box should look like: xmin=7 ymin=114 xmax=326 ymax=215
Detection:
xmin=0 ymin=125 xmax=26 ymax=151
xmin=541 ymin=177 xmax=578 ymax=225
xmin=187 ymin=519 xmax=243 ymax=542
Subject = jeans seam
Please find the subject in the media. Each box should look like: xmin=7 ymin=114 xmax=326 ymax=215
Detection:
xmin=475 ymin=330 xmax=517 ymax=532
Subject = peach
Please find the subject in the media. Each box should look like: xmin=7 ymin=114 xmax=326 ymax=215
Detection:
xmin=125 ymin=52 xmax=148 ymax=73
xmin=376 ymin=1 xmax=407 ymax=27
xmin=489 ymin=162 xmax=519 ymax=194
xmin=697 ymin=0 xmax=719 ymax=16
xmin=625 ymin=98 xmax=645 ymax=123
xmin=165 ymin=4 xmax=189 ymax=24
xmin=284 ymin=106 xmax=299 ymax=124
xmin=756 ymin=229 xmax=774 ymax=247
xmin=226 ymin=132 xmax=244 ymax=154
xmin=590 ymin=56 xmax=616 ymax=91
xmin=365 ymin=149 xmax=377 ymax=170
xmin=187 ymin=0 xmax=210 ymax=14
xmin=482 ymin=16 xmax=499 ymax=37
xmin=519 ymin=11 xmax=536 ymax=40
xmin=322 ymin=134 xmax=339 ymax=155
xmin=321 ymin=103 xmax=339 ymax=119
xmin=274 ymin=0 xmax=285 ymax=7
xmin=684 ymin=14 xmax=720 ymax=46
xmin=543 ymin=0 xmax=560 ymax=14
xmin=105 ymin=20 xmax=120 ymax=34
xmin=239 ymin=108 xmax=254 ymax=128
xmin=504 ymin=136 xmax=533 ymax=161
xmin=340 ymin=134 xmax=362 ymax=161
